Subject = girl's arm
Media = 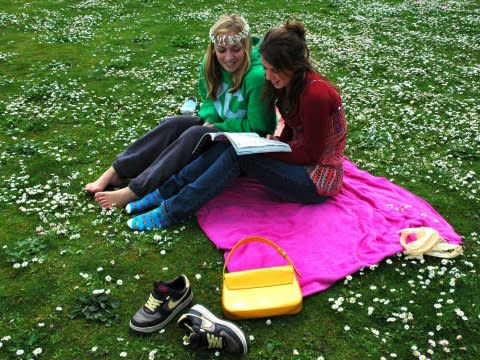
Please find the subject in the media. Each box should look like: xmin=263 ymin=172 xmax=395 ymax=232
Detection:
xmin=267 ymin=82 xmax=331 ymax=164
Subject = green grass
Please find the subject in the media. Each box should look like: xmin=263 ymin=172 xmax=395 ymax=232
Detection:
xmin=1 ymin=0 xmax=479 ymax=359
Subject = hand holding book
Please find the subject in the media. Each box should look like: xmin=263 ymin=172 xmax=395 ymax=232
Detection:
xmin=266 ymin=134 xmax=280 ymax=141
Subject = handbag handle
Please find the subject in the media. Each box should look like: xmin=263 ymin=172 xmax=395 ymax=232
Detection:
xmin=223 ymin=236 xmax=302 ymax=278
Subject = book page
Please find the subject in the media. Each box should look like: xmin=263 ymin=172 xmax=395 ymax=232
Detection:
xmin=225 ymin=133 xmax=265 ymax=148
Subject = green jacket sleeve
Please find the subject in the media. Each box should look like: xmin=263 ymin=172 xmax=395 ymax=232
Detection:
xmin=197 ymin=63 xmax=219 ymax=124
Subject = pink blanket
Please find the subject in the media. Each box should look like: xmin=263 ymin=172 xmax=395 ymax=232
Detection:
xmin=197 ymin=159 xmax=462 ymax=297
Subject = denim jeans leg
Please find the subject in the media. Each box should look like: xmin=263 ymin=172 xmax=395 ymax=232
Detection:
xmin=159 ymin=143 xmax=231 ymax=199
xmin=162 ymin=146 xmax=240 ymax=223
xmin=239 ymin=155 xmax=327 ymax=204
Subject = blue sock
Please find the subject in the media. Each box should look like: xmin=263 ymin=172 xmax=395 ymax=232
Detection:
xmin=125 ymin=189 xmax=164 ymax=214
xmin=127 ymin=203 xmax=172 ymax=231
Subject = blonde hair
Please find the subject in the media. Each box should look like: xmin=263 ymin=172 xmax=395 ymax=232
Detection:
xmin=204 ymin=15 xmax=252 ymax=100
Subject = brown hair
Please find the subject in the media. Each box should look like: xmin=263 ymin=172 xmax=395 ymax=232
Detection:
xmin=260 ymin=20 xmax=318 ymax=117
xmin=204 ymin=15 xmax=252 ymax=100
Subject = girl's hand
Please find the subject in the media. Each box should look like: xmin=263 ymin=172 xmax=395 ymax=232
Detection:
xmin=203 ymin=122 xmax=215 ymax=128
xmin=266 ymin=134 xmax=280 ymax=140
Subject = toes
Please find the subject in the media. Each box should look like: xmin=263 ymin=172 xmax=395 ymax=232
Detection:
xmin=85 ymin=183 xmax=98 ymax=193
xmin=94 ymin=193 xmax=111 ymax=208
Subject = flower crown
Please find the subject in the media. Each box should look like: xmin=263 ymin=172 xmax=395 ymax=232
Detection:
xmin=209 ymin=17 xmax=250 ymax=46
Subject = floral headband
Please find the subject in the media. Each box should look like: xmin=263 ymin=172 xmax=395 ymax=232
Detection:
xmin=209 ymin=17 xmax=250 ymax=46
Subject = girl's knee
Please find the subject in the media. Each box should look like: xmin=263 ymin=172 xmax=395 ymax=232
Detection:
xmin=238 ymin=153 xmax=263 ymax=170
xmin=220 ymin=145 xmax=241 ymax=167
xmin=161 ymin=115 xmax=201 ymax=129
xmin=180 ymin=125 xmax=211 ymax=140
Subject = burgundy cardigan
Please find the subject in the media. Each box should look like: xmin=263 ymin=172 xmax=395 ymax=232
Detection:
xmin=267 ymin=72 xmax=347 ymax=196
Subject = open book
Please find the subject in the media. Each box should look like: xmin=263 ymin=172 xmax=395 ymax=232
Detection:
xmin=192 ymin=132 xmax=292 ymax=156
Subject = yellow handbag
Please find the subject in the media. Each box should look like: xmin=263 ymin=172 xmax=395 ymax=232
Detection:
xmin=222 ymin=236 xmax=303 ymax=320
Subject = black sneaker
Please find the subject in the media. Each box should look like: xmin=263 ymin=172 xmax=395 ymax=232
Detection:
xmin=129 ymin=274 xmax=193 ymax=334
xmin=178 ymin=304 xmax=249 ymax=354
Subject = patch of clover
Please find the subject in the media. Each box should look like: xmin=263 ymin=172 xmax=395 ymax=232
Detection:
xmin=68 ymin=289 xmax=120 ymax=326
xmin=4 ymin=237 xmax=48 ymax=269
xmin=0 ymin=327 xmax=47 ymax=359
xmin=68 ymin=263 xmax=126 ymax=326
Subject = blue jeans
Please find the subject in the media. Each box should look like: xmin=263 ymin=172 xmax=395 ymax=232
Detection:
xmin=159 ymin=143 xmax=327 ymax=223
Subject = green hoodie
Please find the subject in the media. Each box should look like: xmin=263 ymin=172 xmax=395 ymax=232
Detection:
xmin=197 ymin=36 xmax=275 ymax=135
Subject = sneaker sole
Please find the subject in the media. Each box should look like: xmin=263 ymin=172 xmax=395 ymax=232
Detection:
xmin=129 ymin=290 xmax=193 ymax=334
xmin=190 ymin=304 xmax=249 ymax=354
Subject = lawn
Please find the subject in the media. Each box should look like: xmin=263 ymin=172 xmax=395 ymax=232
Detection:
xmin=0 ymin=0 xmax=479 ymax=359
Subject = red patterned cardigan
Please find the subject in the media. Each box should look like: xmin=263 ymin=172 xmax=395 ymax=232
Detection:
xmin=267 ymin=72 xmax=347 ymax=197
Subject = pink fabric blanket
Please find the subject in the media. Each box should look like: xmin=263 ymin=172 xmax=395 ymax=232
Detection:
xmin=197 ymin=159 xmax=462 ymax=297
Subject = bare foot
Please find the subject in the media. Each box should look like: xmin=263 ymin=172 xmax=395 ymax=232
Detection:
xmin=85 ymin=166 xmax=127 ymax=194
xmin=95 ymin=187 xmax=138 ymax=209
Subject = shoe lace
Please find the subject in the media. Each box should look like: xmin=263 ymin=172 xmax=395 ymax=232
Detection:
xmin=181 ymin=314 xmax=224 ymax=350
xmin=206 ymin=333 xmax=223 ymax=349
xmin=144 ymin=293 xmax=163 ymax=312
